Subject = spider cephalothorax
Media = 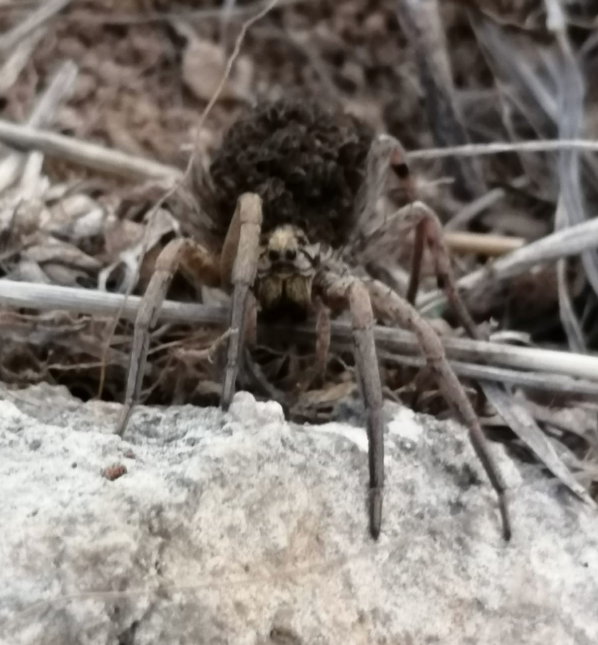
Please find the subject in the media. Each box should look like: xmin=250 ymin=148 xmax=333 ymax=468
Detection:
xmin=119 ymin=99 xmax=512 ymax=543
xmin=257 ymin=224 xmax=324 ymax=320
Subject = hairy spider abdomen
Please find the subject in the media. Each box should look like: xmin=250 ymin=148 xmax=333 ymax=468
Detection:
xmin=209 ymin=99 xmax=373 ymax=248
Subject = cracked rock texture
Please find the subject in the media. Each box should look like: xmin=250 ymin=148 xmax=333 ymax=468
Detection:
xmin=1 ymin=384 xmax=597 ymax=645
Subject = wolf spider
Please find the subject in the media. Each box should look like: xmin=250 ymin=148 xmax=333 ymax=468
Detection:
xmin=117 ymin=100 xmax=511 ymax=541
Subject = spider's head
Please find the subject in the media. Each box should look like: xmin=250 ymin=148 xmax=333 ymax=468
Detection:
xmin=256 ymin=225 xmax=320 ymax=319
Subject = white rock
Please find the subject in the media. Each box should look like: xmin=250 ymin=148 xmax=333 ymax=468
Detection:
xmin=0 ymin=384 xmax=597 ymax=644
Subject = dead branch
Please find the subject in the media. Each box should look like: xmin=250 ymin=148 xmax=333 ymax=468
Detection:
xmin=1 ymin=280 xmax=598 ymax=385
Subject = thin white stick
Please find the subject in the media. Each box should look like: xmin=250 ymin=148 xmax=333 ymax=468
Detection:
xmin=381 ymin=352 xmax=598 ymax=398
xmin=1 ymin=280 xmax=597 ymax=383
xmin=0 ymin=27 xmax=44 ymax=95
xmin=0 ymin=60 xmax=78 ymax=193
xmin=419 ymin=216 xmax=598 ymax=311
xmin=64 ymin=0 xmax=300 ymax=25
xmin=0 ymin=0 xmax=72 ymax=53
xmin=194 ymin=0 xmax=280 ymax=137
xmin=444 ymin=231 xmax=524 ymax=256
xmin=408 ymin=138 xmax=598 ymax=160
xmin=0 ymin=119 xmax=183 ymax=183
xmin=1 ymin=114 xmax=598 ymax=185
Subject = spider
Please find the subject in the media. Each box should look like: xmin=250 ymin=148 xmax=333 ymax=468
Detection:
xmin=116 ymin=99 xmax=511 ymax=541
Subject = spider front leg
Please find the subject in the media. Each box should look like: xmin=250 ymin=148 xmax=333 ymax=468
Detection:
xmin=219 ymin=193 xmax=262 ymax=409
xmin=364 ymin=278 xmax=512 ymax=541
xmin=317 ymin=272 xmax=384 ymax=539
xmin=117 ymin=237 xmax=221 ymax=435
xmin=117 ymin=193 xmax=262 ymax=434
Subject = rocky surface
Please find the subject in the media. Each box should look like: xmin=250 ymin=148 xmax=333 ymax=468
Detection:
xmin=0 ymin=384 xmax=597 ymax=645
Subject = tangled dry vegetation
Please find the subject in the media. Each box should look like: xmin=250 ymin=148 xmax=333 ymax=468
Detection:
xmin=0 ymin=0 xmax=598 ymax=503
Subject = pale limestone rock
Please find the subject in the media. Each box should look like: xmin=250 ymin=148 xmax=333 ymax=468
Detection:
xmin=0 ymin=384 xmax=596 ymax=645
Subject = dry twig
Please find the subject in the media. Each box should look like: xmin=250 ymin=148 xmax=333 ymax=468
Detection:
xmin=444 ymin=231 xmax=525 ymax=257
xmin=0 ymin=27 xmax=45 ymax=95
xmin=0 ymin=0 xmax=72 ymax=53
xmin=396 ymin=0 xmax=485 ymax=198
xmin=0 ymin=61 xmax=78 ymax=193
xmin=1 ymin=280 xmax=598 ymax=385
xmin=409 ymin=139 xmax=598 ymax=160
xmin=0 ymin=119 xmax=182 ymax=183
xmin=419 ymin=217 xmax=598 ymax=313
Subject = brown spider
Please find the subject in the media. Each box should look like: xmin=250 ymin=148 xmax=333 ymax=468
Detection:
xmin=116 ymin=100 xmax=511 ymax=541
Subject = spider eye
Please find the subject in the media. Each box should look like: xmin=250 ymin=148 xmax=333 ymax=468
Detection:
xmin=268 ymin=249 xmax=280 ymax=261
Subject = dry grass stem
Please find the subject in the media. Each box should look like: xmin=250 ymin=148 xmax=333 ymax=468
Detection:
xmin=381 ymin=352 xmax=598 ymax=399
xmin=0 ymin=0 xmax=72 ymax=53
xmin=445 ymin=177 xmax=529 ymax=232
xmin=2 ymin=116 xmax=595 ymax=189
xmin=409 ymin=139 xmax=598 ymax=160
xmin=445 ymin=231 xmax=525 ymax=257
xmin=0 ymin=119 xmax=183 ymax=182
xmin=0 ymin=27 xmax=45 ymax=95
xmin=0 ymin=60 xmax=77 ymax=192
xmin=420 ymin=217 xmax=598 ymax=312
xmin=64 ymin=0 xmax=301 ymax=26
xmin=480 ymin=380 xmax=594 ymax=505
xmin=2 ymin=280 xmax=598 ymax=384
xmin=396 ymin=0 xmax=485 ymax=197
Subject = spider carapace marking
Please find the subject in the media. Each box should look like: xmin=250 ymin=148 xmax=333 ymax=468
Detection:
xmin=256 ymin=224 xmax=322 ymax=322
xmin=119 ymin=99 xmax=512 ymax=543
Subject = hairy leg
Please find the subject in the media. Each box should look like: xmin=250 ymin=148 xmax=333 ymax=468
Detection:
xmin=401 ymin=203 xmax=477 ymax=339
xmin=295 ymin=296 xmax=331 ymax=393
xmin=116 ymin=238 xmax=221 ymax=435
xmin=365 ymin=278 xmax=511 ymax=540
xmin=350 ymin=134 xmax=509 ymax=537
xmin=317 ymin=272 xmax=385 ymax=539
xmin=363 ymin=199 xmax=478 ymax=336
xmin=352 ymin=133 xmax=416 ymax=249
xmin=352 ymin=134 xmax=475 ymax=334
xmin=220 ymin=193 xmax=263 ymax=409
xmin=313 ymin=296 xmax=331 ymax=384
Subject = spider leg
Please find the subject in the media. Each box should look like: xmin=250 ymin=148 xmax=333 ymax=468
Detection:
xmin=317 ymin=272 xmax=384 ymax=539
xmin=352 ymin=133 xmax=416 ymax=248
xmin=364 ymin=278 xmax=511 ymax=540
xmin=313 ymin=296 xmax=331 ymax=384
xmin=401 ymin=202 xmax=478 ymax=338
xmin=296 ymin=296 xmax=331 ymax=393
xmin=116 ymin=238 xmax=221 ymax=435
xmin=353 ymin=135 xmax=475 ymax=330
xmin=244 ymin=291 xmax=258 ymax=349
xmin=219 ymin=193 xmax=263 ymax=410
xmin=406 ymin=214 xmax=425 ymax=305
